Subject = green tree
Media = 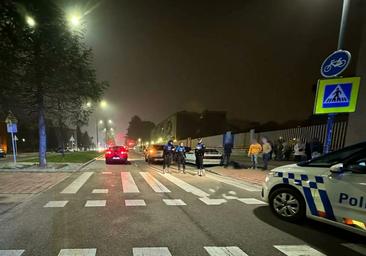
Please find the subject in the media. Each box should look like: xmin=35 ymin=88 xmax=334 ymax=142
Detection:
xmin=0 ymin=0 xmax=108 ymax=167
xmin=127 ymin=115 xmax=155 ymax=141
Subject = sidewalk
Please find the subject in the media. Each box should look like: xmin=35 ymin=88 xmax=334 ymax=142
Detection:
xmin=206 ymin=166 xmax=269 ymax=186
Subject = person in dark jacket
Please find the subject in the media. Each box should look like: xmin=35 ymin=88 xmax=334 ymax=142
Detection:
xmin=175 ymin=142 xmax=186 ymax=173
xmin=163 ymin=140 xmax=174 ymax=173
xmin=223 ymin=143 xmax=233 ymax=168
xmin=195 ymin=138 xmax=206 ymax=176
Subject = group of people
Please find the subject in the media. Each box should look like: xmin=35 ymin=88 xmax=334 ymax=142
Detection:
xmin=162 ymin=138 xmax=206 ymax=176
xmin=248 ymin=137 xmax=325 ymax=170
xmin=247 ymin=138 xmax=272 ymax=170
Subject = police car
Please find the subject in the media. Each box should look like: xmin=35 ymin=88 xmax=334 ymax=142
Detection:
xmin=262 ymin=142 xmax=366 ymax=236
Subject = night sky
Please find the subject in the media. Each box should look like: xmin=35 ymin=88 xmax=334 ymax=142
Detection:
xmin=73 ymin=0 xmax=349 ymax=140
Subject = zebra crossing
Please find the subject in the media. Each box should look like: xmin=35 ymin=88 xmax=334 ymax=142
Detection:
xmin=0 ymin=244 xmax=332 ymax=256
xmin=43 ymin=170 xmax=267 ymax=209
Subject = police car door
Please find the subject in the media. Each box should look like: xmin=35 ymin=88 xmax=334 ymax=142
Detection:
xmin=325 ymin=152 xmax=366 ymax=231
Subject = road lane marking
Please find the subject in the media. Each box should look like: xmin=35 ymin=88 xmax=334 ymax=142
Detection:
xmin=92 ymin=189 xmax=108 ymax=194
xmin=204 ymin=246 xmax=248 ymax=256
xmin=163 ymin=199 xmax=186 ymax=206
xmin=58 ymin=248 xmax=97 ymax=256
xmin=85 ymin=200 xmax=106 ymax=207
xmin=341 ymin=243 xmax=366 ymax=255
xmin=102 ymin=172 xmax=112 ymax=175
xmin=237 ymin=198 xmax=267 ymax=205
xmin=133 ymin=247 xmax=172 ymax=256
xmin=61 ymin=172 xmax=94 ymax=194
xmin=125 ymin=199 xmax=146 ymax=206
xmin=0 ymin=250 xmax=25 ymax=256
xmin=206 ymin=174 xmax=262 ymax=192
xmin=199 ymin=198 xmax=227 ymax=205
xmin=43 ymin=200 xmax=68 ymax=208
xmin=157 ymin=173 xmax=209 ymax=198
xmin=121 ymin=172 xmax=140 ymax=193
xmin=140 ymin=172 xmax=171 ymax=193
xmin=274 ymin=245 xmax=326 ymax=256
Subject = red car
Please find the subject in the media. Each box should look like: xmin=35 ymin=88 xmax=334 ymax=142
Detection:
xmin=105 ymin=146 xmax=128 ymax=164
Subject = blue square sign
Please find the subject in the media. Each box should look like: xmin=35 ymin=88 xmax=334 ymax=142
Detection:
xmin=322 ymin=83 xmax=352 ymax=108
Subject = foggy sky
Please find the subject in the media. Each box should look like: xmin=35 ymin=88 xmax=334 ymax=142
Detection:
xmin=78 ymin=0 xmax=357 ymax=139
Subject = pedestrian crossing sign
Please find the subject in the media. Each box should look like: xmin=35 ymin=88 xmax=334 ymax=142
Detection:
xmin=314 ymin=77 xmax=360 ymax=114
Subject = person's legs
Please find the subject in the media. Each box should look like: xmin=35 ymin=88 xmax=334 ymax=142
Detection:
xmin=253 ymin=155 xmax=258 ymax=169
xmin=177 ymin=156 xmax=181 ymax=171
xmin=263 ymin=153 xmax=268 ymax=170
xmin=182 ymin=157 xmax=186 ymax=173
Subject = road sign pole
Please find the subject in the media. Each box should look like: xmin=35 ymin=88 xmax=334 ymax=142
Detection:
xmin=338 ymin=0 xmax=351 ymax=50
xmin=324 ymin=114 xmax=336 ymax=154
xmin=10 ymin=129 xmax=16 ymax=165
xmin=323 ymin=0 xmax=351 ymax=154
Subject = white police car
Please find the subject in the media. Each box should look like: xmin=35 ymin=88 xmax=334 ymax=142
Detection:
xmin=262 ymin=142 xmax=366 ymax=236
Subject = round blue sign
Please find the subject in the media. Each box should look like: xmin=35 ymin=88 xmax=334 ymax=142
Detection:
xmin=320 ymin=50 xmax=351 ymax=78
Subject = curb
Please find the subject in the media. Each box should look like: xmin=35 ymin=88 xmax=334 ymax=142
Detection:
xmin=76 ymin=154 xmax=102 ymax=171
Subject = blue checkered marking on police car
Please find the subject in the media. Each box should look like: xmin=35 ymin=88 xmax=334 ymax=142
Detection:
xmin=275 ymin=171 xmax=335 ymax=220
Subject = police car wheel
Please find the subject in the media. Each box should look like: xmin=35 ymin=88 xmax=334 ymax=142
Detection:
xmin=269 ymin=187 xmax=305 ymax=222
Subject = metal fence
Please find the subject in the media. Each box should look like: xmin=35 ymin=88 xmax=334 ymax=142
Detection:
xmin=182 ymin=121 xmax=348 ymax=152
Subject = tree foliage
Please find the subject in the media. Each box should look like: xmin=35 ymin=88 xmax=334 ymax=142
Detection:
xmin=0 ymin=0 xmax=108 ymax=167
xmin=126 ymin=115 xmax=155 ymax=141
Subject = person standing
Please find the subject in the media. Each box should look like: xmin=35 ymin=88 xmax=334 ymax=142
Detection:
xmin=294 ymin=139 xmax=306 ymax=162
xmin=248 ymin=139 xmax=262 ymax=169
xmin=163 ymin=140 xmax=174 ymax=174
xmin=223 ymin=143 xmax=233 ymax=168
xmin=261 ymin=137 xmax=272 ymax=170
xmin=310 ymin=138 xmax=323 ymax=158
xmin=195 ymin=138 xmax=206 ymax=176
xmin=175 ymin=142 xmax=186 ymax=173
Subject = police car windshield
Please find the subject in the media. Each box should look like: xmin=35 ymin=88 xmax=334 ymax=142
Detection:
xmin=299 ymin=143 xmax=366 ymax=167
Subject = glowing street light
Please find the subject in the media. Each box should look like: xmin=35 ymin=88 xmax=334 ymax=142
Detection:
xmin=86 ymin=102 xmax=91 ymax=108
xmin=26 ymin=16 xmax=36 ymax=28
xmin=99 ymin=120 xmax=103 ymax=124
xmin=100 ymin=100 xmax=107 ymax=108
xmin=108 ymin=119 xmax=112 ymax=124
xmin=70 ymin=15 xmax=81 ymax=27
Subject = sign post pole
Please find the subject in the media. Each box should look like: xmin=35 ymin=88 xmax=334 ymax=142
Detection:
xmin=10 ymin=122 xmax=16 ymax=165
xmin=322 ymin=0 xmax=351 ymax=154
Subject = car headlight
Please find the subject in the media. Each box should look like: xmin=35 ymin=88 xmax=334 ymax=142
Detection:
xmin=264 ymin=172 xmax=273 ymax=182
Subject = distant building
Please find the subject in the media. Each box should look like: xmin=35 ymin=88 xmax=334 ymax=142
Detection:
xmin=150 ymin=110 xmax=227 ymax=142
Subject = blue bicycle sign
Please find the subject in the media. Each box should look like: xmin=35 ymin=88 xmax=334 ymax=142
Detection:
xmin=320 ymin=50 xmax=351 ymax=78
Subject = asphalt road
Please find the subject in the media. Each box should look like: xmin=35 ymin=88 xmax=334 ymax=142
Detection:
xmin=0 ymin=152 xmax=364 ymax=256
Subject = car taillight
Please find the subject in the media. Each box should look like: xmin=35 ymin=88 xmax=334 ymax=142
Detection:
xmin=149 ymin=149 xmax=155 ymax=154
xmin=106 ymin=150 xmax=112 ymax=155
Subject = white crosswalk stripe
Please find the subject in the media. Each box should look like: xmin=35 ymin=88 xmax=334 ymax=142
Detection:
xmin=92 ymin=189 xmax=108 ymax=194
xmin=140 ymin=172 xmax=171 ymax=193
xmin=158 ymin=173 xmax=210 ymax=197
xmin=163 ymin=199 xmax=186 ymax=206
xmin=237 ymin=198 xmax=267 ymax=205
xmin=102 ymin=172 xmax=112 ymax=175
xmin=58 ymin=248 xmax=97 ymax=256
xmin=133 ymin=247 xmax=172 ymax=256
xmin=85 ymin=200 xmax=106 ymax=207
xmin=274 ymin=245 xmax=326 ymax=256
xmin=0 ymin=250 xmax=25 ymax=256
xmin=121 ymin=172 xmax=140 ymax=193
xmin=125 ymin=199 xmax=146 ymax=206
xmin=204 ymin=246 xmax=249 ymax=256
xmin=44 ymin=200 xmax=69 ymax=208
xmin=61 ymin=172 xmax=94 ymax=194
xmin=199 ymin=198 xmax=227 ymax=205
